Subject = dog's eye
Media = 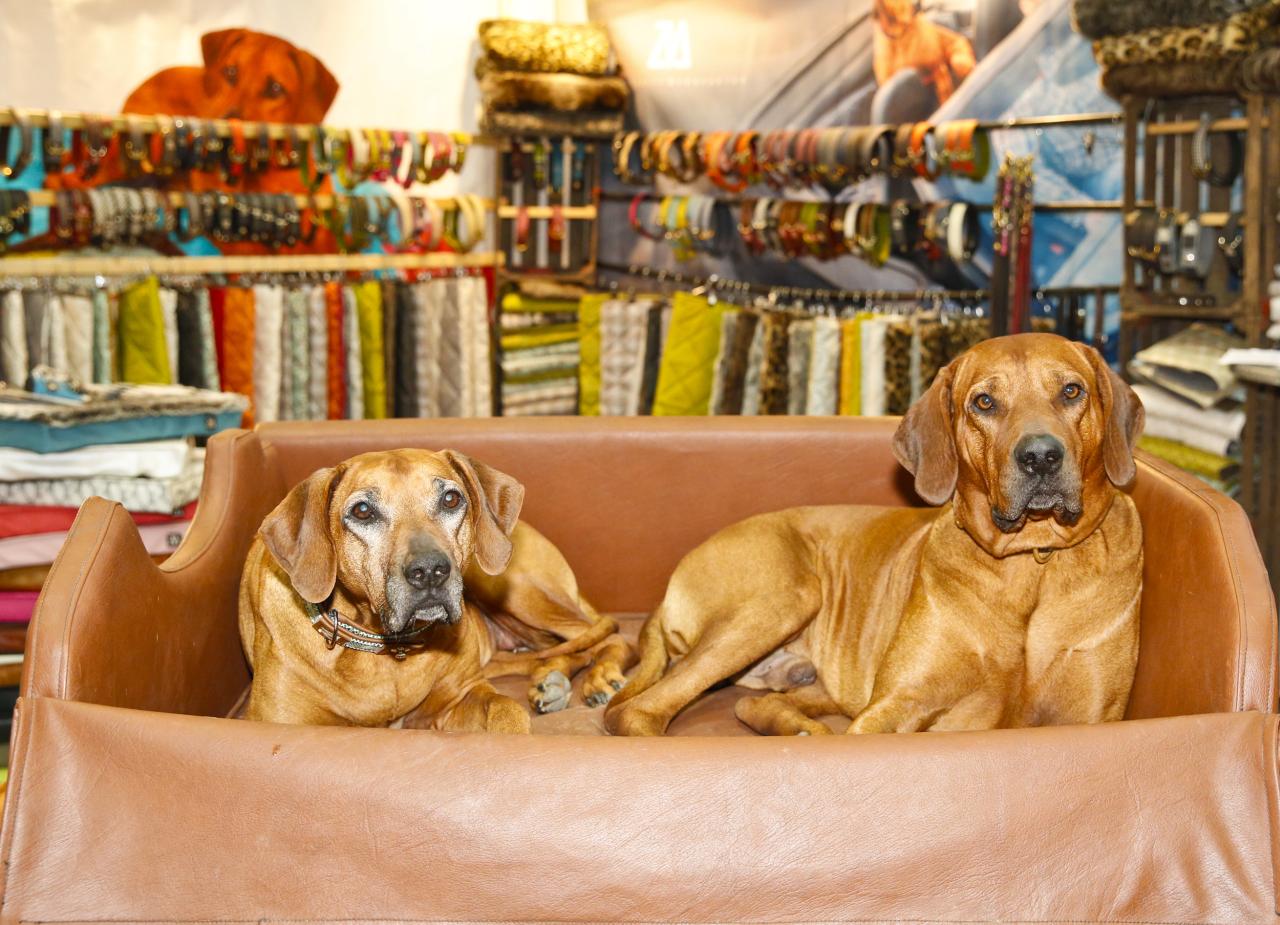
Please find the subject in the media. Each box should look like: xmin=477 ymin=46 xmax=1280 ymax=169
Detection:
xmin=223 ymin=65 xmax=238 ymax=86
xmin=972 ymin=393 xmax=996 ymax=413
xmin=350 ymin=501 xmax=375 ymax=521
xmin=263 ymin=78 xmax=285 ymax=100
xmin=1062 ymin=383 xmax=1084 ymax=401
xmin=441 ymin=489 xmax=463 ymax=511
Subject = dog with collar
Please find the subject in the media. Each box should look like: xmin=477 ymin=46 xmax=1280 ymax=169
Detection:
xmin=239 ymin=448 xmax=633 ymax=730
xmin=606 ymin=333 xmax=1145 ymax=736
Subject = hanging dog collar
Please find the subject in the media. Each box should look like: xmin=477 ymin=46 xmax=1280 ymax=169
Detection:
xmin=303 ymin=600 xmax=434 ymax=660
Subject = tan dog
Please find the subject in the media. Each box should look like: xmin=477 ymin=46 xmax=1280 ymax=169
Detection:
xmin=873 ymin=0 xmax=976 ymax=104
xmin=606 ymin=333 xmax=1145 ymax=737
xmin=239 ymin=449 xmax=633 ymax=730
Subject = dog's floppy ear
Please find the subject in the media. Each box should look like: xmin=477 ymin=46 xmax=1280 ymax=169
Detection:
xmin=201 ymin=28 xmax=244 ymax=66
xmin=893 ymin=363 xmax=959 ymax=505
xmin=1079 ymin=343 xmax=1145 ymax=487
xmin=290 ymin=47 xmax=340 ymax=122
xmin=443 ymin=450 xmax=525 ymax=576
xmin=260 ymin=466 xmax=342 ymax=604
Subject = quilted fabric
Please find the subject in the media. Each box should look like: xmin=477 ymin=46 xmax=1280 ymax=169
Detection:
xmin=740 ymin=317 xmax=766 ymax=416
xmin=306 ymin=286 xmax=328 ymax=420
xmin=787 ymin=319 xmax=813 ymax=415
xmin=119 ymin=277 xmax=174 ymax=387
xmin=652 ymin=293 xmax=728 ymax=416
xmin=1 ymin=290 xmax=28 ymax=386
xmin=284 ymin=288 xmax=311 ymax=421
xmin=342 ymin=286 xmax=364 ymax=420
xmin=707 ymin=310 xmax=740 ymax=417
xmin=807 ymin=315 xmax=841 ymax=416
xmin=838 ymin=314 xmax=867 ymax=415
xmin=577 ymin=292 xmax=607 ymax=416
xmin=251 ymin=284 xmax=284 ymax=424
xmin=174 ymin=291 xmax=206 ymax=389
xmin=208 ymin=287 xmax=225 ymax=389
xmin=61 ymin=294 xmax=94 ymax=384
xmin=324 ymin=283 xmax=346 ymax=421
xmin=860 ymin=316 xmax=889 ymax=416
xmin=414 ymin=281 xmax=443 ymax=418
xmin=459 ymin=276 xmax=493 ymax=417
xmin=638 ymin=304 xmax=670 ymax=415
xmin=355 ymin=280 xmax=387 ymax=420
xmin=394 ymin=283 xmax=418 ymax=419
xmin=436 ymin=279 xmax=465 ymax=418
xmin=158 ymin=287 xmax=178 ymax=383
xmin=91 ymin=289 xmax=111 ymax=384
xmin=381 ymin=280 xmax=398 ymax=416
xmin=715 ymin=310 xmax=758 ymax=416
xmin=24 ymin=292 xmax=68 ymax=381
xmin=598 ymin=299 xmax=651 ymax=416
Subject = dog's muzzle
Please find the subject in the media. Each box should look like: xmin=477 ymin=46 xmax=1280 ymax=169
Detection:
xmin=992 ymin=434 xmax=1083 ymax=533
xmin=383 ymin=550 xmax=463 ymax=634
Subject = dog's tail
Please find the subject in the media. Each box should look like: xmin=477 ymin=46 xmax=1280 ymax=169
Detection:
xmin=602 ymin=610 xmax=668 ymax=714
xmin=484 ymin=597 xmax=618 ymax=678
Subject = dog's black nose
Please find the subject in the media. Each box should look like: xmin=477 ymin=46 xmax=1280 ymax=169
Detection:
xmin=404 ymin=553 xmax=450 ymax=590
xmin=1015 ymin=434 xmax=1064 ymax=477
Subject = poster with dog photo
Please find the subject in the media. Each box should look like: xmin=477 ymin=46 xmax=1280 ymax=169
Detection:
xmin=0 ymin=1 xmax=504 ymax=252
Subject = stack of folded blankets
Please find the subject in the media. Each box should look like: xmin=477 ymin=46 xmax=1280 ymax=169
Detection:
xmin=498 ymin=291 xmax=581 ymax=415
xmin=476 ymin=19 xmax=629 ymax=138
xmin=1074 ymin=0 xmax=1280 ymax=96
xmin=1128 ymin=323 xmax=1246 ymax=495
xmin=0 ymin=383 xmax=248 ymax=714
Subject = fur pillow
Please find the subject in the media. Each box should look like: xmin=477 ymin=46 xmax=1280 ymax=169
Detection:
xmin=476 ymin=19 xmax=615 ymax=77
xmin=1100 ymin=58 xmax=1243 ymax=98
xmin=1092 ymin=0 xmax=1280 ymax=67
xmin=481 ymin=71 xmax=629 ymax=113
xmin=1073 ymin=0 xmax=1270 ymax=38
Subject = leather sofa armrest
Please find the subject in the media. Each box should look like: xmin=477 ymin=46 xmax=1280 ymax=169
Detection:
xmin=1128 ymin=452 xmax=1278 ymax=718
xmin=21 ymin=429 xmax=282 ymax=714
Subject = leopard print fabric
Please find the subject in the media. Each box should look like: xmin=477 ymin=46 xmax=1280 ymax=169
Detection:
xmin=758 ymin=312 xmax=792 ymax=416
xmin=1093 ymin=0 xmax=1280 ymax=67
xmin=883 ymin=319 xmax=914 ymax=416
xmin=916 ymin=319 xmax=947 ymax=395
xmin=944 ymin=317 xmax=992 ymax=363
xmin=477 ymin=20 xmax=615 ymax=76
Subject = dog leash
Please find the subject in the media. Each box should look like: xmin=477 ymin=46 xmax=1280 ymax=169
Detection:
xmin=303 ymin=600 xmax=436 ymax=660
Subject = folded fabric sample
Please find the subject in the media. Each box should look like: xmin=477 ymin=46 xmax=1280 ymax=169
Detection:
xmin=1093 ymin=1 xmax=1280 ymax=67
xmin=653 ymin=293 xmax=729 ymax=416
xmin=0 ymin=519 xmax=192 ymax=571
xmin=479 ymin=109 xmax=623 ymax=140
xmin=1240 ymin=46 xmax=1280 ymax=88
xmin=1131 ymin=383 xmax=1245 ymax=440
xmin=1101 ymin=59 xmax=1244 ymax=97
xmin=1138 ymin=435 xmax=1239 ymax=482
xmin=0 ymin=622 xmax=27 ymax=653
xmin=1073 ymin=0 xmax=1273 ymax=39
xmin=1129 ymin=324 xmax=1246 ymax=407
xmin=500 ymin=324 xmax=579 ymax=352
xmin=501 ymin=312 xmax=579 ymax=329
xmin=0 ymin=564 xmax=56 ymax=590
xmin=500 ymin=293 xmax=580 ymax=314
xmin=481 ymin=72 xmax=629 ymax=113
xmin=0 ymin=591 xmax=36 ymax=624
xmin=0 ymin=502 xmax=195 ymax=541
xmin=0 ymin=448 xmax=204 ymax=513
xmin=500 ymin=397 xmax=579 ymax=416
xmin=0 ymin=438 xmax=192 ymax=482
xmin=0 ymin=384 xmax=247 ymax=453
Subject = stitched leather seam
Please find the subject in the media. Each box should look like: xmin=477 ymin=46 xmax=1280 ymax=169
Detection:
xmin=0 ymin=697 xmax=28 ymax=912
xmin=1265 ymin=714 xmax=1280 ymax=915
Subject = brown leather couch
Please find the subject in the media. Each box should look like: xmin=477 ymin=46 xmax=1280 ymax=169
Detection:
xmin=1 ymin=418 xmax=1276 ymax=924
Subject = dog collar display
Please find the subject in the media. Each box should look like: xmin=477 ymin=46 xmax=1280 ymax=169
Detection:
xmin=304 ymin=601 xmax=434 ymax=660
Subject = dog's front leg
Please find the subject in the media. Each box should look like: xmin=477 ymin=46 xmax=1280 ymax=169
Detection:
xmin=405 ymin=681 xmax=532 ymax=734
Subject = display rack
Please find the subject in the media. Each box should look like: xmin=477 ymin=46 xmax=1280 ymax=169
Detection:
xmin=1118 ymin=92 xmax=1278 ymax=592
xmin=0 ymin=250 xmax=503 ymax=277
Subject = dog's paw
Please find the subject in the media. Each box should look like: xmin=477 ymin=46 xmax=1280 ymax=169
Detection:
xmin=529 ymin=670 xmax=572 ymax=714
xmin=582 ymin=662 xmax=628 ymax=708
